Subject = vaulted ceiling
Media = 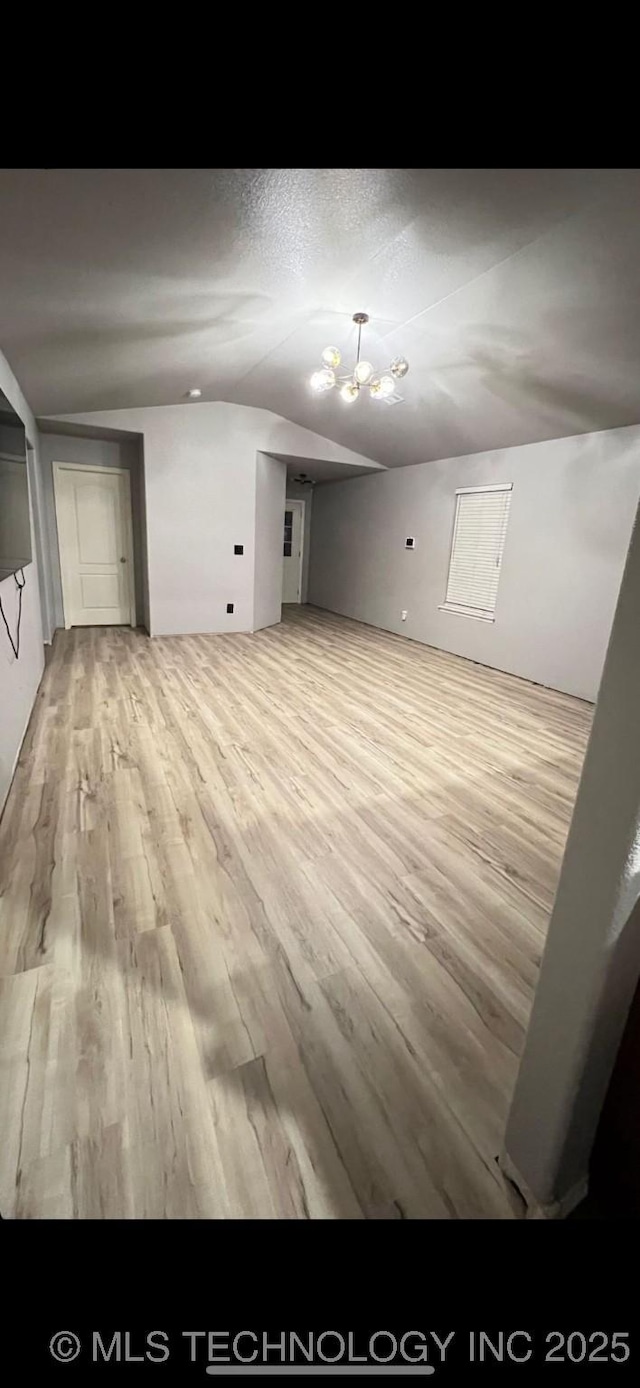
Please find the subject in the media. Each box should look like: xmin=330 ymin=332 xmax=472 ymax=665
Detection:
xmin=1 ymin=167 xmax=639 ymax=468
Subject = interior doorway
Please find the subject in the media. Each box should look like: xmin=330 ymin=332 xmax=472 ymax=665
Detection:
xmin=53 ymin=462 xmax=136 ymax=628
xmin=282 ymin=498 xmax=305 ymax=604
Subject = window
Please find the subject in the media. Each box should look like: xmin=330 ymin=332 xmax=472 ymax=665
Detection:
xmin=283 ymin=510 xmax=293 ymax=558
xmin=440 ymin=484 xmax=512 ymax=621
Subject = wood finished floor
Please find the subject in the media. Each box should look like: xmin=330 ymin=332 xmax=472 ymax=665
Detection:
xmin=0 ymin=606 xmax=593 ymax=1219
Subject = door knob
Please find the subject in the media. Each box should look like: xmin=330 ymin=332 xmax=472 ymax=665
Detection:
xmin=120 ymin=556 xmax=127 ymax=563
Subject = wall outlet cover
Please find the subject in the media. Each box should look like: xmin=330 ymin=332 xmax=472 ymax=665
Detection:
xmin=226 ymin=603 xmax=234 ymax=614
xmin=405 ymin=537 xmax=416 ymax=549
xmin=234 ymin=544 xmax=244 ymax=555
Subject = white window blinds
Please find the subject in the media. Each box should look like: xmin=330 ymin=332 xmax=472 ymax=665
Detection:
xmin=443 ymin=484 xmax=512 ymax=620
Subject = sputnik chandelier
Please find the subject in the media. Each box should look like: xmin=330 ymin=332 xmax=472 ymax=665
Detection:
xmin=309 ymin=312 xmax=409 ymax=404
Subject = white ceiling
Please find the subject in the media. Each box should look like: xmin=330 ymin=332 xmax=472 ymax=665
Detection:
xmin=1 ymin=168 xmax=640 ymax=467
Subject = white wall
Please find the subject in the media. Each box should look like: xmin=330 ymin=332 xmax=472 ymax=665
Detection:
xmin=504 ymin=491 xmax=640 ymax=1214
xmin=254 ymin=453 xmax=287 ymax=630
xmin=309 ymin=424 xmax=640 ymax=700
xmin=0 ymin=351 xmax=45 ymax=811
xmin=49 ymin=402 xmax=378 ymax=637
xmin=285 ymin=480 xmax=313 ymax=603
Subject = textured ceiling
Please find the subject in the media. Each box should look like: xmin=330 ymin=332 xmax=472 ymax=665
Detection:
xmin=1 ymin=168 xmax=640 ymax=467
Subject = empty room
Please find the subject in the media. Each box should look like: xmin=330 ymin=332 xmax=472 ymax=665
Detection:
xmin=1 ymin=167 xmax=640 ymax=1225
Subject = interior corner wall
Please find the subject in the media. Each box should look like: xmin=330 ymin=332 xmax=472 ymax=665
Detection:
xmin=254 ymin=453 xmax=286 ymax=631
xmin=308 ymin=423 xmax=640 ymax=701
xmin=38 ymin=431 xmax=149 ymax=633
xmin=285 ymin=480 xmax=313 ymax=603
xmin=47 ymin=401 xmax=379 ymax=638
xmin=0 ymin=350 xmax=45 ymax=812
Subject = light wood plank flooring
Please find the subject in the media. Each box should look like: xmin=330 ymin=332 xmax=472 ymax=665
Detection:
xmin=0 ymin=607 xmax=592 ymax=1218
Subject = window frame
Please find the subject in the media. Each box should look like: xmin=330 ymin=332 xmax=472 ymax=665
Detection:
xmin=439 ymin=482 xmax=513 ymax=623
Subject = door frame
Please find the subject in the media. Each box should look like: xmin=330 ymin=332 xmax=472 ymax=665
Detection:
xmin=52 ymin=461 xmax=136 ymax=629
xmin=283 ymin=497 xmax=306 ymax=604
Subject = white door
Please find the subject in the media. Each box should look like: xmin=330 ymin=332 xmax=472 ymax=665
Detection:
xmin=53 ymin=463 xmax=135 ymax=627
xmin=282 ymin=499 xmax=305 ymax=604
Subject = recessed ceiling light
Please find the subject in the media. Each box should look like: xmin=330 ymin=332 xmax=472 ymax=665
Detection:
xmin=186 ymin=388 xmax=202 ymax=399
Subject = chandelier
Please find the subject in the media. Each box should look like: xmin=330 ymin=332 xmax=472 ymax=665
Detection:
xmin=309 ymin=312 xmax=409 ymax=404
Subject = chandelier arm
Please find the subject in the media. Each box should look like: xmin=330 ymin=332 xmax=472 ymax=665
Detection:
xmin=312 ymin=315 xmax=407 ymax=398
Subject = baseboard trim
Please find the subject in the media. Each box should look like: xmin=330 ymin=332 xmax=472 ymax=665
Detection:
xmin=307 ymin=604 xmax=595 ymax=705
xmin=499 ymin=1151 xmax=589 ymax=1220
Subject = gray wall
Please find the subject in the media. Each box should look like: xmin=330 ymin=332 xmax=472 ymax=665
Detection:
xmin=254 ymin=453 xmax=286 ymax=630
xmin=309 ymin=423 xmax=640 ymax=701
xmin=38 ymin=431 xmax=149 ymax=632
xmin=48 ymin=402 xmax=378 ymax=636
xmin=285 ymin=480 xmax=313 ymax=603
xmin=505 ymin=489 xmax=640 ymax=1212
xmin=0 ymin=350 xmax=45 ymax=811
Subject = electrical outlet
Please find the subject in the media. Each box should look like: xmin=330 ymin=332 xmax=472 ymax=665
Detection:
xmin=226 ymin=602 xmax=234 ymax=614
xmin=234 ymin=544 xmax=243 ymax=555
xmin=401 ymin=610 xmax=407 ymax=621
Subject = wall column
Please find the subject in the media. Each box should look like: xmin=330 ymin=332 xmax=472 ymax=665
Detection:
xmin=503 ymin=496 xmax=640 ymax=1215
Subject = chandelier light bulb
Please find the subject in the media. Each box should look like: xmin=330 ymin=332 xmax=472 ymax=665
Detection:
xmin=310 ymin=368 xmax=336 ymax=393
xmin=354 ymin=360 xmax=373 ymax=384
xmin=306 ymin=313 xmax=408 ymax=405
xmin=322 ymin=345 xmax=342 ymax=369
